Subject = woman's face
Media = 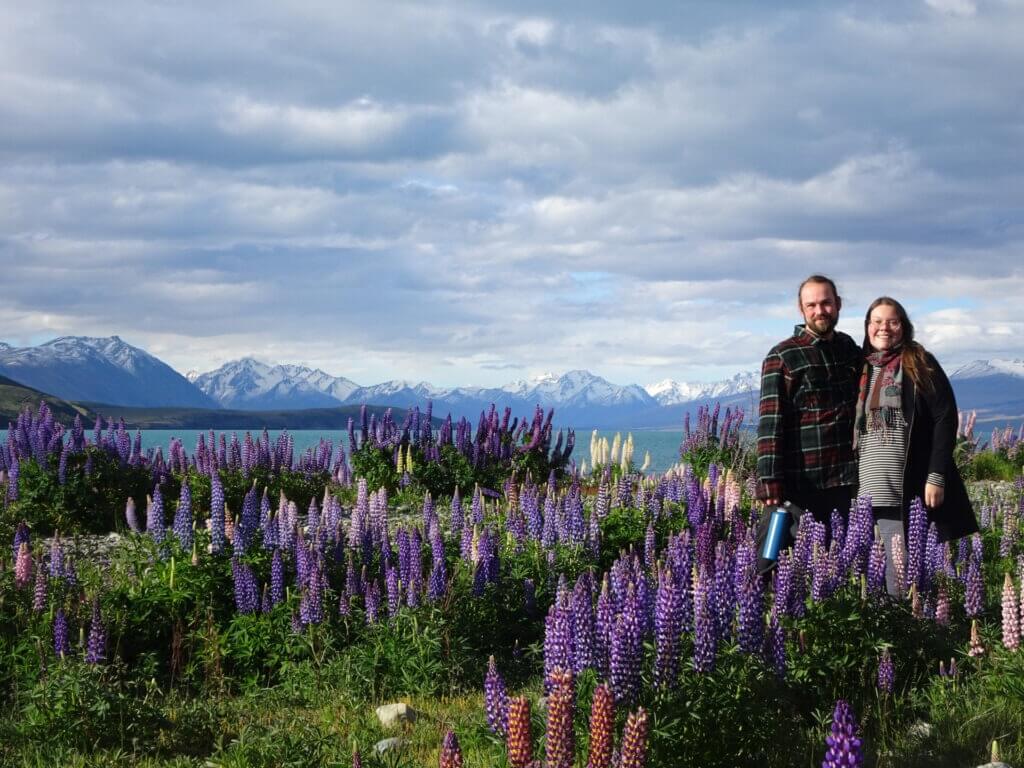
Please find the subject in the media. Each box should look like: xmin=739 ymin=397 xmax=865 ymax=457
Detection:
xmin=867 ymin=303 xmax=904 ymax=352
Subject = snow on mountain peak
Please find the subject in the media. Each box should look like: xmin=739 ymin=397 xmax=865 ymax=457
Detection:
xmin=950 ymin=359 xmax=1024 ymax=380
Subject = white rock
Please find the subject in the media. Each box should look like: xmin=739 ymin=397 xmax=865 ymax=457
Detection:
xmin=907 ymin=721 xmax=932 ymax=740
xmin=375 ymin=702 xmax=417 ymax=728
xmin=374 ymin=737 xmax=405 ymax=754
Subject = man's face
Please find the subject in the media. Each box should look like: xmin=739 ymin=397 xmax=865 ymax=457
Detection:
xmin=798 ymin=282 xmax=841 ymax=336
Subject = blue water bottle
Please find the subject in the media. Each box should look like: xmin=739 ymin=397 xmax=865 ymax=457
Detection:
xmin=760 ymin=505 xmax=790 ymax=562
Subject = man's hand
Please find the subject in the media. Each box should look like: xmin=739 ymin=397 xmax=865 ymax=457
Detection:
xmin=924 ymin=482 xmax=944 ymax=508
xmin=764 ymin=498 xmax=781 ymax=508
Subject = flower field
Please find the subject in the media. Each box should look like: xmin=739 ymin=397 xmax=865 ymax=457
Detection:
xmin=1 ymin=401 xmax=1022 ymax=767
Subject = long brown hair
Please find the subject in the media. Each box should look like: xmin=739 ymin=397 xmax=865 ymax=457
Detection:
xmin=862 ymin=296 xmax=933 ymax=392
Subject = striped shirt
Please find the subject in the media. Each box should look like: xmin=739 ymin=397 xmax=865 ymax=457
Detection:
xmin=857 ymin=365 xmax=943 ymax=509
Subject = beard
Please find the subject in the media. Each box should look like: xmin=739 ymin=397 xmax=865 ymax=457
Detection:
xmin=806 ymin=314 xmax=837 ymax=335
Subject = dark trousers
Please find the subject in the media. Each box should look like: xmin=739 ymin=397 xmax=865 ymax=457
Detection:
xmin=786 ymin=483 xmax=854 ymax=525
xmin=755 ymin=483 xmax=854 ymax=574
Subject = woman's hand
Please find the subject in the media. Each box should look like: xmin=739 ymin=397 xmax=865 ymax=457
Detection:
xmin=924 ymin=482 xmax=945 ymax=508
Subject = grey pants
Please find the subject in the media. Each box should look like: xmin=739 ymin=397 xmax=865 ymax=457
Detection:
xmin=876 ymin=517 xmax=904 ymax=597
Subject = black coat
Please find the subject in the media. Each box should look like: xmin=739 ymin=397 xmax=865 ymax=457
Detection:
xmin=900 ymin=352 xmax=978 ymax=542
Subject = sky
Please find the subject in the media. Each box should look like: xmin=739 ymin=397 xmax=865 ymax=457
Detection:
xmin=1 ymin=0 xmax=1022 ymax=388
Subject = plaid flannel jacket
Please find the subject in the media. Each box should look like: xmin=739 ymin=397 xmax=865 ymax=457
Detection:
xmin=756 ymin=325 xmax=862 ymax=501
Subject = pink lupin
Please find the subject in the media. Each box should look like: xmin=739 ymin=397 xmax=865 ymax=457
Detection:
xmin=14 ymin=541 xmax=32 ymax=588
xmin=1001 ymin=573 xmax=1020 ymax=651
xmin=935 ymin=581 xmax=950 ymax=627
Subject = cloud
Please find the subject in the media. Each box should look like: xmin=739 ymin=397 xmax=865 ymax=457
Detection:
xmin=0 ymin=0 xmax=1021 ymax=388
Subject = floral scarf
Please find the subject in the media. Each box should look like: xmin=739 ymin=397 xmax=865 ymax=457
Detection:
xmin=853 ymin=348 xmax=903 ymax=449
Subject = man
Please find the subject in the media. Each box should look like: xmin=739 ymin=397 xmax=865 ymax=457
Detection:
xmin=757 ymin=275 xmax=862 ymax=524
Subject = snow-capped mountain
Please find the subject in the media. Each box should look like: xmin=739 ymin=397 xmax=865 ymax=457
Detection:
xmin=0 ymin=336 xmax=216 ymax=408
xmin=645 ymin=371 xmax=760 ymax=406
xmin=192 ymin=357 xmax=360 ymax=410
xmin=950 ymin=359 xmax=1024 ymax=380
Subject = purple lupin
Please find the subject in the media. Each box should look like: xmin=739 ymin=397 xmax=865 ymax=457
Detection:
xmin=484 ymin=654 xmax=509 ymax=736
xmin=53 ymin=608 xmax=71 ymax=658
xmin=654 ymin=566 xmax=683 ymax=689
xmin=174 ymin=482 xmax=193 ymax=550
xmin=822 ymin=700 xmax=864 ymax=768
xmin=85 ymin=599 xmax=107 ymax=663
xmin=877 ymin=648 xmax=894 ymax=695
xmin=692 ymin=570 xmax=717 ymax=673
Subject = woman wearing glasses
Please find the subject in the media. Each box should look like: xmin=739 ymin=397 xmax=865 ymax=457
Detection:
xmin=855 ymin=297 xmax=977 ymax=595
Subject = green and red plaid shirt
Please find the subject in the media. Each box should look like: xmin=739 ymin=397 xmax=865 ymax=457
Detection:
xmin=756 ymin=324 xmax=863 ymax=501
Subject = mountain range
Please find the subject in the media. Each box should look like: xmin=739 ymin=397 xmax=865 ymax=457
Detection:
xmin=1 ymin=336 xmax=1022 ymax=429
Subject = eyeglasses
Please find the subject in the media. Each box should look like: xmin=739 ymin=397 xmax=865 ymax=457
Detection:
xmin=869 ymin=319 xmax=902 ymax=329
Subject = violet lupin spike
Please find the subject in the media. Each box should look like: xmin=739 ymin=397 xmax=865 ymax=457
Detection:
xmin=822 ymin=699 xmax=864 ymax=768
xmin=692 ymin=570 xmax=718 ymax=674
xmin=867 ymin=529 xmax=886 ymax=596
xmin=53 ymin=608 xmax=70 ymax=659
xmin=210 ymin=473 xmax=225 ymax=554
xmin=876 ymin=648 xmax=894 ymax=694
xmin=147 ymin=486 xmax=166 ymax=545
xmin=86 ymin=599 xmax=107 ymax=664
xmin=965 ymin=552 xmax=984 ymax=618
xmin=32 ymin=559 xmax=48 ymax=612
xmin=765 ymin=610 xmax=786 ymax=678
xmin=174 ymin=482 xmax=193 ymax=550
xmin=653 ymin=566 xmax=682 ymax=689
xmin=483 ymin=655 xmax=509 ymax=736
xmin=438 ymin=730 xmax=463 ymax=768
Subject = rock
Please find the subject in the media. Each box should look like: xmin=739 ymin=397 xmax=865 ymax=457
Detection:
xmin=975 ymin=763 xmax=1013 ymax=768
xmin=907 ymin=721 xmax=932 ymax=740
xmin=375 ymin=702 xmax=417 ymax=728
xmin=374 ymin=737 xmax=406 ymax=754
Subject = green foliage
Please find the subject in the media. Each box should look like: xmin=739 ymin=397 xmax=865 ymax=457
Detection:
xmin=412 ymin=444 xmax=475 ymax=498
xmin=351 ymin=445 xmax=399 ymax=494
xmin=965 ymin=451 xmax=1020 ymax=482
xmin=2 ymin=449 xmax=151 ymax=539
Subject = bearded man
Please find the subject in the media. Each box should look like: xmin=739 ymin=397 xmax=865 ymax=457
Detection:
xmin=756 ymin=275 xmax=863 ymax=523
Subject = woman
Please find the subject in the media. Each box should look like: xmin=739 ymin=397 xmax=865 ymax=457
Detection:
xmin=854 ymin=297 xmax=978 ymax=596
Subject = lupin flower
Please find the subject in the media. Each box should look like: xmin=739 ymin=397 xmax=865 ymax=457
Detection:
xmin=545 ymin=670 xmax=575 ymax=768
xmin=174 ymin=482 xmax=193 ymax=550
xmin=737 ymin=568 xmax=765 ymax=655
xmin=125 ymin=497 xmax=141 ymax=533
xmin=586 ymin=683 xmax=614 ymax=768
xmin=32 ymin=560 xmax=48 ymax=612
xmin=935 ymin=580 xmax=950 ymax=626
xmin=765 ymin=610 xmax=786 ymax=679
xmin=544 ymin=597 xmax=573 ymax=688
xmin=692 ymin=572 xmax=718 ymax=674
xmin=147 ymin=487 xmax=166 ymax=544
xmin=270 ymin=548 xmax=285 ymax=607
xmin=968 ymin=619 xmax=985 ymax=658
xmin=439 ymin=730 xmax=463 ymax=768
xmin=620 ymin=707 xmax=649 ymax=768
xmin=53 ymin=608 xmax=71 ymax=659
xmin=210 ymin=474 xmax=226 ymax=554
xmin=506 ymin=696 xmax=533 ymax=768
xmin=654 ymin=567 xmax=683 ymax=688
xmin=1002 ymin=572 xmax=1020 ymax=650
xmin=352 ymin=746 xmax=363 ymax=768
xmin=822 ymin=699 xmax=864 ymax=768
xmin=867 ymin=531 xmax=886 ymax=596
xmin=364 ymin=580 xmax=381 ymax=624
xmin=877 ymin=649 xmax=894 ymax=695
xmin=231 ymin=557 xmax=260 ymax=614
xmin=14 ymin=541 xmax=32 ymax=588
xmin=86 ymin=599 xmax=107 ymax=664
xmin=965 ymin=552 xmax=984 ymax=618
xmin=484 ymin=655 xmax=509 ymax=736
xmin=610 ymin=597 xmax=642 ymax=704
